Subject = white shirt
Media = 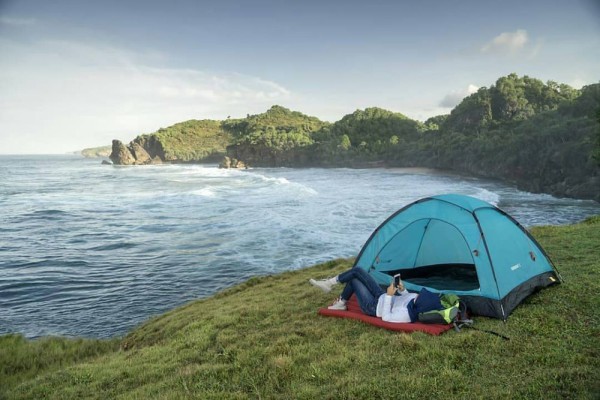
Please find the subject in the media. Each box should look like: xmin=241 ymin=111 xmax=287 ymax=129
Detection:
xmin=375 ymin=289 xmax=418 ymax=323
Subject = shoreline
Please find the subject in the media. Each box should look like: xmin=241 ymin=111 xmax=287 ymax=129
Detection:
xmin=99 ymin=156 xmax=600 ymax=203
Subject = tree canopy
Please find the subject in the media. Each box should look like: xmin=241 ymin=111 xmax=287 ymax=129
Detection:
xmin=133 ymin=119 xmax=230 ymax=162
xmin=222 ymin=105 xmax=328 ymax=166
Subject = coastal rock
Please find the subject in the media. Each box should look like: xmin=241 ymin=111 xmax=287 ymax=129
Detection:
xmin=110 ymin=140 xmax=136 ymax=165
xmin=109 ymin=137 xmax=168 ymax=165
xmin=563 ymin=177 xmax=600 ymax=202
xmin=129 ymin=143 xmax=152 ymax=165
xmin=101 ymin=160 xmax=112 ymax=165
xmin=219 ymin=156 xmax=231 ymax=169
xmin=134 ymin=135 xmax=167 ymax=162
xmin=219 ymin=156 xmax=246 ymax=169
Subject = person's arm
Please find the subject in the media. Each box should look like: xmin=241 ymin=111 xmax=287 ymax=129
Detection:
xmin=381 ymin=281 xmax=412 ymax=323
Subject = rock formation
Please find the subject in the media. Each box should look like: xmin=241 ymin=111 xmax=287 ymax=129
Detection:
xmin=219 ymin=156 xmax=247 ymax=169
xmin=130 ymin=143 xmax=151 ymax=164
xmin=110 ymin=140 xmax=137 ymax=165
xmin=109 ymin=140 xmax=164 ymax=165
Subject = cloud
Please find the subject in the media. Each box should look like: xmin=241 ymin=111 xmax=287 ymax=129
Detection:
xmin=439 ymin=84 xmax=479 ymax=108
xmin=481 ymin=29 xmax=528 ymax=55
xmin=0 ymin=39 xmax=292 ymax=153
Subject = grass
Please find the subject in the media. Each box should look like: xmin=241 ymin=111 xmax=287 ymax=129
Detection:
xmin=1 ymin=217 xmax=599 ymax=399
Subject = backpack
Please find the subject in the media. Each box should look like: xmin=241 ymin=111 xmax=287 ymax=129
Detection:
xmin=418 ymin=293 xmax=510 ymax=339
xmin=417 ymin=293 xmax=466 ymax=325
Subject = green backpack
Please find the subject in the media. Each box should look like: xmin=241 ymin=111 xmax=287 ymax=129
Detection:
xmin=418 ymin=294 xmax=509 ymax=339
xmin=417 ymin=293 xmax=462 ymax=324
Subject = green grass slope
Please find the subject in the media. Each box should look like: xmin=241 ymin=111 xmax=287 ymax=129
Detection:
xmin=2 ymin=217 xmax=599 ymax=399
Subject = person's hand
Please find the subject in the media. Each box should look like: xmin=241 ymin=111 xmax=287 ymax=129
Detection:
xmin=397 ymin=279 xmax=404 ymax=292
xmin=387 ymin=281 xmax=396 ymax=296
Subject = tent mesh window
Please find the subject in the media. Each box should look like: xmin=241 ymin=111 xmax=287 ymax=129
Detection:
xmin=387 ymin=264 xmax=480 ymax=291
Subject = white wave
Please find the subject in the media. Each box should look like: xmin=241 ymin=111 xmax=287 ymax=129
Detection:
xmin=283 ymin=180 xmax=319 ymax=196
xmin=252 ymin=173 xmax=290 ymax=184
xmin=191 ymin=188 xmax=217 ymax=197
xmin=473 ymin=188 xmax=500 ymax=206
xmin=177 ymin=165 xmax=239 ymax=178
xmin=247 ymin=172 xmax=318 ymax=195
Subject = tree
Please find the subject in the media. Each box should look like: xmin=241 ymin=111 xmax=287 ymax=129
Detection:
xmin=339 ymin=134 xmax=352 ymax=151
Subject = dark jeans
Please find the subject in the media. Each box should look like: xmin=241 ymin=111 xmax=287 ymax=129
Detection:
xmin=338 ymin=268 xmax=385 ymax=316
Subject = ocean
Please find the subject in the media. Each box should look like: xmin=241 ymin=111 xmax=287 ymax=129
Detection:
xmin=1 ymin=155 xmax=599 ymax=338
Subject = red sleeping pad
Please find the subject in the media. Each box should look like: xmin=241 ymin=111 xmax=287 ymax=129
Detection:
xmin=318 ymin=295 xmax=453 ymax=336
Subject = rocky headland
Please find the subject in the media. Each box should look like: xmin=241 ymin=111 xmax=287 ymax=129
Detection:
xmin=109 ymin=139 xmax=163 ymax=165
xmin=107 ymin=119 xmax=230 ymax=165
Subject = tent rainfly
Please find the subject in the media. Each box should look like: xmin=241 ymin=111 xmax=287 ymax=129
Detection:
xmin=354 ymin=194 xmax=562 ymax=320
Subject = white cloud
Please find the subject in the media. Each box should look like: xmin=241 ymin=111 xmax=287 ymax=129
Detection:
xmin=439 ymin=84 xmax=479 ymax=108
xmin=0 ymin=39 xmax=292 ymax=154
xmin=481 ymin=29 xmax=528 ymax=55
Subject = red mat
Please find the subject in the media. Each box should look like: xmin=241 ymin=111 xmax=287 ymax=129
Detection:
xmin=318 ymin=295 xmax=453 ymax=336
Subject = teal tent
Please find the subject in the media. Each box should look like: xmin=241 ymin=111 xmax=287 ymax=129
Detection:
xmin=354 ymin=194 xmax=561 ymax=320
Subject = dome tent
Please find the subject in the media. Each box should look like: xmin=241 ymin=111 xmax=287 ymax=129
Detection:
xmin=354 ymin=194 xmax=561 ymax=320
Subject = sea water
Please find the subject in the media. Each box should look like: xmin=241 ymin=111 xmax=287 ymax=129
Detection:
xmin=1 ymin=155 xmax=599 ymax=338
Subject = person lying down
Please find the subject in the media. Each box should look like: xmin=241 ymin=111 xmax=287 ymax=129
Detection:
xmin=310 ymin=267 xmax=441 ymax=323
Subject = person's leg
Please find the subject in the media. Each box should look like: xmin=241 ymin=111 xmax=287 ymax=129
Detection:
xmin=345 ymin=279 xmax=381 ymax=316
xmin=339 ymin=280 xmax=355 ymax=301
xmin=310 ymin=268 xmax=384 ymax=313
xmin=337 ymin=268 xmax=384 ymax=298
xmin=326 ymin=283 xmax=352 ymax=310
xmin=309 ymin=275 xmax=339 ymax=293
xmin=335 ymin=268 xmax=385 ymax=316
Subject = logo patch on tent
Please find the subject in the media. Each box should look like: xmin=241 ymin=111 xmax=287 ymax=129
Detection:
xmin=510 ymin=263 xmax=521 ymax=271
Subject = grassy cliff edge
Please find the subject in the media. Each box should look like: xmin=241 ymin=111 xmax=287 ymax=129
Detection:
xmin=1 ymin=217 xmax=599 ymax=399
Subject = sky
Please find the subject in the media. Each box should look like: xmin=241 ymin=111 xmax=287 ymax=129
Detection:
xmin=0 ymin=0 xmax=599 ymax=154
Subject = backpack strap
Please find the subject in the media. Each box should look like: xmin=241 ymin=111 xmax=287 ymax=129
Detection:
xmin=452 ymin=301 xmax=510 ymax=340
xmin=459 ymin=324 xmax=511 ymax=340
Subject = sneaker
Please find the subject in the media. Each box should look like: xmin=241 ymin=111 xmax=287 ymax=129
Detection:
xmin=328 ymin=298 xmax=347 ymax=311
xmin=309 ymin=278 xmax=334 ymax=293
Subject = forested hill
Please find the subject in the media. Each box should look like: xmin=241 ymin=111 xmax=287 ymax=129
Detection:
xmin=404 ymin=75 xmax=600 ymax=200
xmin=222 ymin=105 xmax=329 ymax=166
xmin=107 ymin=74 xmax=600 ymax=201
